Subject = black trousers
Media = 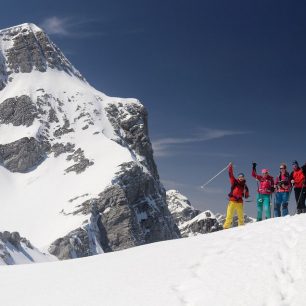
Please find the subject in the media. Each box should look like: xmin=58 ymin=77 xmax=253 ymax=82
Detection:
xmin=294 ymin=188 xmax=306 ymax=210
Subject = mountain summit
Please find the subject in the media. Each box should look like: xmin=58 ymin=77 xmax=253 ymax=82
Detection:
xmin=0 ymin=23 xmax=179 ymax=260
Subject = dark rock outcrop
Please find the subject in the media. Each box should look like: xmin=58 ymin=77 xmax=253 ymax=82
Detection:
xmin=51 ymin=142 xmax=75 ymax=157
xmin=0 ymin=95 xmax=37 ymax=126
xmin=65 ymin=148 xmax=94 ymax=174
xmin=179 ymin=211 xmax=222 ymax=237
xmin=0 ymin=137 xmax=49 ymax=172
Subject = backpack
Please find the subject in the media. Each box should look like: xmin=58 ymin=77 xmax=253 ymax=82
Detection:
xmin=228 ymin=180 xmax=249 ymax=201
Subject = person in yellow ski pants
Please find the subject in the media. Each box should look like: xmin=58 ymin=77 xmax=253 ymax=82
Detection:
xmin=223 ymin=163 xmax=249 ymax=229
xmin=223 ymin=201 xmax=245 ymax=228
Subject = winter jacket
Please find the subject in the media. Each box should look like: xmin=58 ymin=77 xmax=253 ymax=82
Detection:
xmin=290 ymin=167 xmax=306 ymax=189
xmin=252 ymin=169 xmax=274 ymax=195
xmin=228 ymin=164 xmax=249 ymax=203
xmin=275 ymin=172 xmax=291 ymax=193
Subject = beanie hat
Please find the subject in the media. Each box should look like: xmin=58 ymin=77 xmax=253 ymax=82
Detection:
xmin=261 ymin=169 xmax=269 ymax=174
xmin=292 ymin=160 xmax=299 ymax=167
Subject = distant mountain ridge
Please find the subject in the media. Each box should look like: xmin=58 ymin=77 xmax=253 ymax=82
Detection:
xmin=166 ymin=189 xmax=255 ymax=236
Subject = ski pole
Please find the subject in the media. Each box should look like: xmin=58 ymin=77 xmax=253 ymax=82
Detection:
xmin=256 ymin=179 xmax=263 ymax=221
xmin=288 ymin=183 xmax=294 ymax=215
xmin=200 ymin=163 xmax=231 ymax=189
xmin=271 ymin=193 xmax=274 ymax=218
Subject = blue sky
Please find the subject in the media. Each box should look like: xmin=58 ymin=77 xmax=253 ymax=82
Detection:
xmin=1 ymin=0 xmax=306 ymax=217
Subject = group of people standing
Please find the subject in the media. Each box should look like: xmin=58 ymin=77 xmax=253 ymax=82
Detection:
xmin=223 ymin=161 xmax=306 ymax=229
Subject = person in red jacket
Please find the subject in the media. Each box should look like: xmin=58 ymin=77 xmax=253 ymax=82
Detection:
xmin=252 ymin=163 xmax=274 ymax=221
xmin=223 ymin=162 xmax=249 ymax=229
xmin=290 ymin=160 xmax=306 ymax=214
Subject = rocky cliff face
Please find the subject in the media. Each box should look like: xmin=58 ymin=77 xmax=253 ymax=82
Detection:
xmin=50 ymin=163 xmax=180 ymax=260
xmin=0 ymin=23 xmax=179 ymax=261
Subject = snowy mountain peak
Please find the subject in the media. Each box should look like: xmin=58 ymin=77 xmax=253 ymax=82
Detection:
xmin=166 ymin=189 xmax=193 ymax=211
xmin=0 ymin=23 xmax=178 ymax=257
xmin=0 ymin=22 xmax=42 ymax=34
xmin=0 ymin=22 xmax=84 ymax=90
xmin=166 ymin=190 xmax=201 ymax=227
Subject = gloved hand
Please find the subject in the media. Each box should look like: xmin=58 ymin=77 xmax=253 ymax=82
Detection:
xmin=252 ymin=162 xmax=257 ymax=170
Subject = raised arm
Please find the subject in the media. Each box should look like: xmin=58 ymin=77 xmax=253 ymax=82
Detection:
xmin=252 ymin=162 xmax=261 ymax=180
xmin=228 ymin=162 xmax=235 ymax=185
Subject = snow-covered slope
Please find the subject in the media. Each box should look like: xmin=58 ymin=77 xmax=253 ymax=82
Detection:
xmin=0 ymin=23 xmax=178 ymax=259
xmin=1 ymin=215 xmax=306 ymax=306
xmin=0 ymin=231 xmax=55 ymax=265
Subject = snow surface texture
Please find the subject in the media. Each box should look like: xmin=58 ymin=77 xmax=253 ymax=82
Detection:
xmin=0 ymin=23 xmax=178 ymax=257
xmin=1 ymin=215 xmax=306 ymax=306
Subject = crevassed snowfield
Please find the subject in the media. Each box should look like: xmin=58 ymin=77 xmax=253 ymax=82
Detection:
xmin=2 ymin=215 xmax=306 ymax=306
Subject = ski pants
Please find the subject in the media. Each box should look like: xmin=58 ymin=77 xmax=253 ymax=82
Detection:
xmin=223 ymin=201 xmax=244 ymax=229
xmin=257 ymin=194 xmax=271 ymax=221
xmin=294 ymin=188 xmax=306 ymax=212
xmin=274 ymin=192 xmax=289 ymax=217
